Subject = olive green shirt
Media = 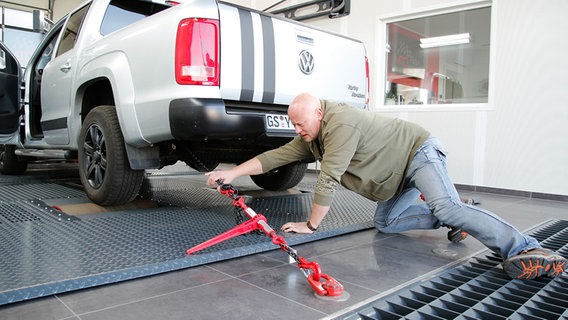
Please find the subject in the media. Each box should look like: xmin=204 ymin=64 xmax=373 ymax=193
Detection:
xmin=257 ymin=100 xmax=430 ymax=206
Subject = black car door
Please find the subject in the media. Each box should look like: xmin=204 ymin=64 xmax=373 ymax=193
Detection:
xmin=0 ymin=42 xmax=21 ymax=140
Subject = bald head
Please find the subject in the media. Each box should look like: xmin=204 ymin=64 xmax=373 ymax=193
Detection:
xmin=288 ymin=93 xmax=321 ymax=118
xmin=288 ymin=93 xmax=323 ymax=142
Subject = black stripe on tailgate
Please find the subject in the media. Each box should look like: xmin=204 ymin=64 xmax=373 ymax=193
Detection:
xmin=238 ymin=8 xmax=254 ymax=101
xmin=260 ymin=15 xmax=275 ymax=104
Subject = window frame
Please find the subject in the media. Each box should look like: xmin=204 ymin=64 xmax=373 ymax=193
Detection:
xmin=56 ymin=4 xmax=90 ymax=57
xmin=375 ymin=0 xmax=494 ymax=111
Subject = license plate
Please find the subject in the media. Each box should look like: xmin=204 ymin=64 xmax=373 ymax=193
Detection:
xmin=265 ymin=114 xmax=294 ymax=131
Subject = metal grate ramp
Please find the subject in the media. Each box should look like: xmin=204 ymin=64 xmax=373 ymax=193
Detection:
xmin=332 ymin=219 xmax=568 ymax=320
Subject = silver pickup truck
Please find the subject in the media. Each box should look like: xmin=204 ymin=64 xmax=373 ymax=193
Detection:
xmin=0 ymin=0 xmax=369 ymax=205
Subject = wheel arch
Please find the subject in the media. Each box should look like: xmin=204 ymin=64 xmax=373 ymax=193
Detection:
xmin=76 ymin=52 xmax=148 ymax=147
xmin=79 ymin=88 xmax=160 ymax=170
xmin=80 ymin=78 xmax=115 ymax=122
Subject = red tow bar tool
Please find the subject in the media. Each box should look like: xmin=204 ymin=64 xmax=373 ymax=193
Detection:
xmin=186 ymin=181 xmax=344 ymax=297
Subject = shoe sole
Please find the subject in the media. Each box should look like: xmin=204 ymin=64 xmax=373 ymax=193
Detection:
xmin=504 ymin=253 xmax=567 ymax=280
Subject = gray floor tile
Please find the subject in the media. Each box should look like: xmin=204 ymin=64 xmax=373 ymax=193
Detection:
xmin=77 ymin=278 xmax=326 ymax=320
xmin=381 ymin=229 xmax=487 ymax=257
xmin=237 ymin=264 xmax=379 ymax=315
xmin=259 ymin=229 xmax=386 ymax=263
xmin=0 ymin=296 xmax=78 ymax=320
xmin=207 ymin=251 xmax=288 ymax=277
xmin=312 ymin=242 xmax=456 ymax=291
xmin=57 ymin=266 xmax=229 ymax=315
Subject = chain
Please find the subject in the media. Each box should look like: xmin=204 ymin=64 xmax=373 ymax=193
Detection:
xmin=279 ymin=242 xmax=300 ymax=262
xmin=184 ymin=145 xmax=211 ymax=172
xmin=217 ymin=179 xmax=262 ymax=235
xmin=186 ymin=148 xmax=252 ymax=229
xmin=234 ymin=206 xmax=245 ymax=225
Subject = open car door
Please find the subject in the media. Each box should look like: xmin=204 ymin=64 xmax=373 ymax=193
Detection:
xmin=0 ymin=41 xmax=22 ymax=144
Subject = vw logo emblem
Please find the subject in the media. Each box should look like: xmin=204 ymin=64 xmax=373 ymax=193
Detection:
xmin=298 ymin=50 xmax=314 ymax=75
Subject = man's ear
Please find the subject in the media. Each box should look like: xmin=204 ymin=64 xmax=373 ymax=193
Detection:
xmin=315 ymin=106 xmax=323 ymax=120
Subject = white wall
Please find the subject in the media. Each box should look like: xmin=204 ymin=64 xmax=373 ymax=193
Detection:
xmin=0 ymin=0 xmax=74 ymax=22
xmin=234 ymin=0 xmax=568 ymax=197
xmin=0 ymin=0 xmax=50 ymax=11
xmin=52 ymin=0 xmax=81 ymax=20
xmin=483 ymin=0 xmax=568 ymax=195
xmin=20 ymin=0 xmax=568 ymax=196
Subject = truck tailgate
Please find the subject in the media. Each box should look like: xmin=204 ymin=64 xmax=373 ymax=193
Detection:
xmin=218 ymin=3 xmax=367 ymax=108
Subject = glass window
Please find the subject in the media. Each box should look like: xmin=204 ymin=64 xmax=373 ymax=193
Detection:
xmin=4 ymin=8 xmax=34 ymax=29
xmin=35 ymin=30 xmax=59 ymax=71
xmin=3 ymin=28 xmax=44 ymax=67
xmin=56 ymin=4 xmax=90 ymax=57
xmin=100 ymin=0 xmax=169 ymax=36
xmin=0 ymin=46 xmax=19 ymax=74
xmin=100 ymin=3 xmax=145 ymax=36
xmin=384 ymin=7 xmax=490 ymax=105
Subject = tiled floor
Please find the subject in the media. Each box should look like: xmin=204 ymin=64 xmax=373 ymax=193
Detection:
xmin=1 ymin=166 xmax=567 ymax=320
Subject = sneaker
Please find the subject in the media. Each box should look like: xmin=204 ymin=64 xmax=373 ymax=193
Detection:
xmin=503 ymin=248 xmax=567 ymax=280
xmin=447 ymin=226 xmax=468 ymax=243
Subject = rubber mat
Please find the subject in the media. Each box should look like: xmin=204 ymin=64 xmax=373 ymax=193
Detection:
xmin=330 ymin=219 xmax=568 ymax=320
xmin=0 ymin=171 xmax=376 ymax=306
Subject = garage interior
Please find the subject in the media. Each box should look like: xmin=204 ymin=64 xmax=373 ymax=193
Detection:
xmin=1 ymin=0 xmax=568 ymax=319
xmin=1 ymin=161 xmax=567 ymax=319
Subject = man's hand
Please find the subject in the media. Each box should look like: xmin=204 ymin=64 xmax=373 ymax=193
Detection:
xmin=281 ymin=221 xmax=313 ymax=234
xmin=204 ymin=170 xmax=236 ymax=187
xmin=204 ymin=158 xmax=264 ymax=187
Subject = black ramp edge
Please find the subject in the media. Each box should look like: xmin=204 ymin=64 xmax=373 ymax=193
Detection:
xmin=329 ymin=219 xmax=568 ymax=320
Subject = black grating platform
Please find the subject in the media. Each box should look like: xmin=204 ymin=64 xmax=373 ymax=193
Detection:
xmin=0 ymin=169 xmax=376 ymax=306
xmin=332 ymin=220 xmax=568 ymax=320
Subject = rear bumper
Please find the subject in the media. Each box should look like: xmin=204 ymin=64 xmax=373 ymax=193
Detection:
xmin=169 ymin=98 xmax=295 ymax=141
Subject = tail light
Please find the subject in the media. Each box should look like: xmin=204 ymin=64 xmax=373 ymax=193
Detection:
xmin=175 ymin=18 xmax=219 ymax=86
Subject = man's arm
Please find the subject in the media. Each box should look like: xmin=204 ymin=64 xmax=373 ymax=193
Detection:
xmin=281 ymin=203 xmax=330 ymax=234
xmin=308 ymin=203 xmax=329 ymax=228
xmin=206 ymin=136 xmax=313 ymax=187
xmin=205 ymin=157 xmax=263 ymax=186
xmin=282 ymin=124 xmax=359 ymax=234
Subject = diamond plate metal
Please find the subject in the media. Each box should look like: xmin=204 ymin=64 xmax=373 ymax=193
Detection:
xmin=0 ymin=183 xmax=85 ymax=203
xmin=0 ymin=171 xmax=375 ymax=306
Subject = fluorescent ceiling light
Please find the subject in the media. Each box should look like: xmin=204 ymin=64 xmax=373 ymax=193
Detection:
xmin=420 ymin=33 xmax=470 ymax=49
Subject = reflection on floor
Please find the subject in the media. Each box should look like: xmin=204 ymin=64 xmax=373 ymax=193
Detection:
xmin=1 ymin=162 xmax=567 ymax=320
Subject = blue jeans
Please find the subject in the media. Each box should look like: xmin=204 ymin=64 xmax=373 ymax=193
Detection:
xmin=374 ymin=135 xmax=540 ymax=259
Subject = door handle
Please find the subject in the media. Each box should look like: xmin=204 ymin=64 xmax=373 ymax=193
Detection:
xmin=60 ymin=62 xmax=72 ymax=73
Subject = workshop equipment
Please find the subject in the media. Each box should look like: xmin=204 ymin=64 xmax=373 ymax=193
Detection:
xmin=186 ymin=181 xmax=345 ymax=297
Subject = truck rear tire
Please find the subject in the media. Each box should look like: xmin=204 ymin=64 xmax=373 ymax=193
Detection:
xmin=0 ymin=145 xmax=28 ymax=175
xmin=250 ymin=162 xmax=308 ymax=191
xmin=78 ymin=106 xmax=144 ymax=205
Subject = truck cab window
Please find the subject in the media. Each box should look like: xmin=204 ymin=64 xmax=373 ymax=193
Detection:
xmin=100 ymin=0 xmax=169 ymax=36
xmin=56 ymin=4 xmax=90 ymax=57
xmin=36 ymin=36 xmax=57 ymax=71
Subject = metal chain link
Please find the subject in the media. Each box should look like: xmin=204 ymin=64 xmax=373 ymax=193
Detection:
xmin=185 ymin=148 xmax=252 ymax=230
xmin=185 ymin=145 xmax=212 ymax=172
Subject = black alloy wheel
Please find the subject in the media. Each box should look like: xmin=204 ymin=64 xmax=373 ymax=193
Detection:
xmin=78 ymin=105 xmax=144 ymax=205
